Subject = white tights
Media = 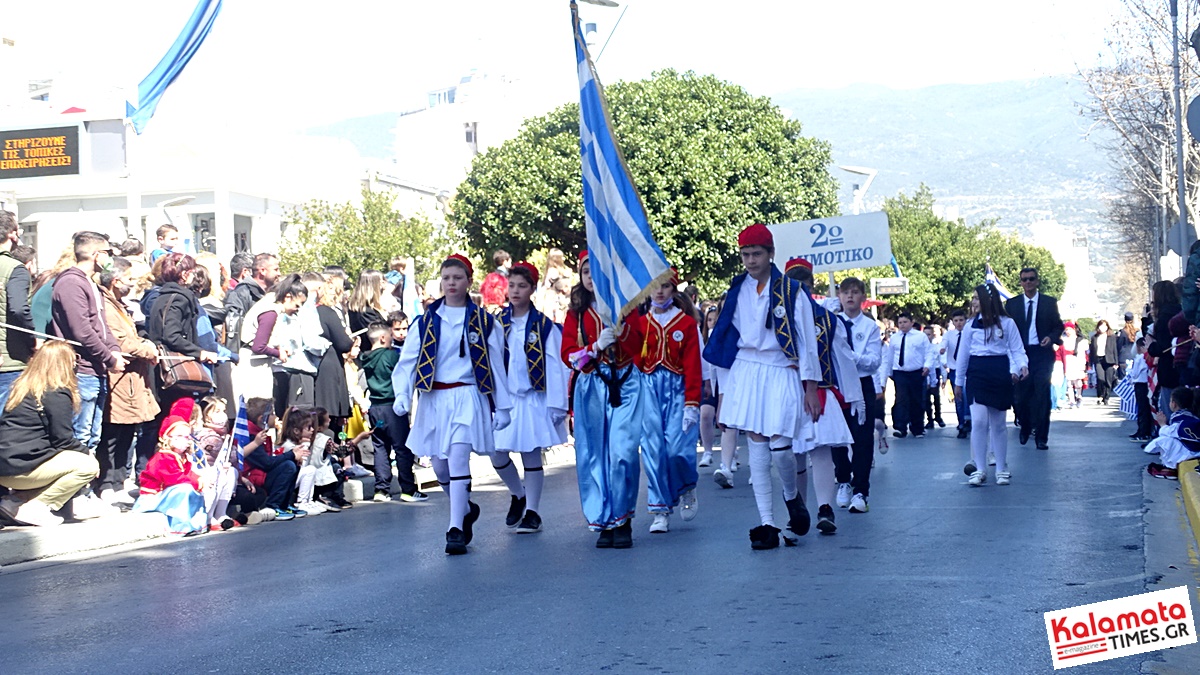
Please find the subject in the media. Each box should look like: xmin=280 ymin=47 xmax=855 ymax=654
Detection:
xmin=491 ymin=450 xmax=545 ymax=512
xmin=748 ymin=436 xmax=798 ymax=527
xmin=805 ymin=446 xmax=836 ymax=509
xmin=431 ymin=443 xmax=473 ymax=531
xmin=700 ymin=404 xmax=716 ymax=454
xmin=969 ymin=404 xmax=1008 ymax=473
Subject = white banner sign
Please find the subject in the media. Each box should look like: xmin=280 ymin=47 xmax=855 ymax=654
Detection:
xmin=767 ymin=212 xmax=892 ymax=273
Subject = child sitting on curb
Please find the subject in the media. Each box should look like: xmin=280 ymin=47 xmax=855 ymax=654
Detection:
xmin=133 ymin=415 xmax=208 ymax=536
xmin=1145 ymin=387 xmax=1200 ymax=480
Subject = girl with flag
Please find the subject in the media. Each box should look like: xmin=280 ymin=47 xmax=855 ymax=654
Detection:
xmin=392 ymin=254 xmax=513 ymax=555
xmin=133 ymin=414 xmax=209 ymax=536
xmin=703 ymin=224 xmax=822 ymax=551
xmin=955 ymin=284 xmax=1029 ymax=487
xmin=491 ymin=262 xmax=569 ymax=534
xmin=628 ymin=271 xmax=702 ymax=534
xmin=561 ymin=251 xmax=647 ymax=549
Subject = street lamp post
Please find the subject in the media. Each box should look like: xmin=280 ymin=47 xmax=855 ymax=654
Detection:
xmin=1171 ymin=0 xmax=1191 ymax=269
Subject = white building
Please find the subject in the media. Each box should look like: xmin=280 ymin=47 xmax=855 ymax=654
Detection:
xmin=1027 ymin=217 xmax=1119 ymax=321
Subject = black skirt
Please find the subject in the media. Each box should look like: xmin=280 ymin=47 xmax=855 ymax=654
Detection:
xmin=964 ymin=355 xmax=1014 ymax=410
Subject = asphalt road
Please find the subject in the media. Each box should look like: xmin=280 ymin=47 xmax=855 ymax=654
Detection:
xmin=0 ymin=402 xmax=1195 ymax=674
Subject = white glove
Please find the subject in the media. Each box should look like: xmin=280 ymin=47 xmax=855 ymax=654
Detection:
xmin=595 ymin=327 xmax=616 ymax=350
xmin=550 ymin=408 xmax=568 ymax=426
xmin=492 ymin=409 xmax=512 ymax=431
xmin=393 ymin=397 xmax=410 ymax=418
xmin=851 ymin=399 xmax=866 ymax=425
xmin=682 ymin=406 xmax=699 ymax=432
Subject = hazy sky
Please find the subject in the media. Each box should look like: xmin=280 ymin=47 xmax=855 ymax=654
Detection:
xmin=5 ymin=0 xmax=1124 ymax=137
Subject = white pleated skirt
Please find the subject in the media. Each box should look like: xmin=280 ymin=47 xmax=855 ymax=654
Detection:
xmin=495 ymin=389 xmax=567 ymax=453
xmin=720 ymin=358 xmax=811 ymax=442
xmin=801 ymin=394 xmax=853 ymax=453
xmin=407 ymin=386 xmax=495 ymax=459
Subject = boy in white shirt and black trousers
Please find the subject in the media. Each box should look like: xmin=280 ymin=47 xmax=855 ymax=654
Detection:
xmin=835 ymin=277 xmax=882 ymax=513
xmin=942 ymin=310 xmax=971 ymax=439
xmin=884 ymin=313 xmax=935 ymax=438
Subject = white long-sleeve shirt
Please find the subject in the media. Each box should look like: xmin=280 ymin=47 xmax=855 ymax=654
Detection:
xmin=504 ymin=311 xmax=569 ymax=411
xmin=1126 ymin=354 xmax=1150 ymax=385
xmin=883 ymin=328 xmax=935 ymax=377
xmin=953 ymin=315 xmax=1030 ymax=387
xmin=943 ymin=327 xmax=967 ymax=371
xmin=733 ymin=275 xmax=820 ymax=381
xmin=828 ymin=315 xmax=864 ymax=403
xmin=392 ymin=303 xmax=512 ymax=412
xmin=838 ymin=311 xmax=883 ymax=379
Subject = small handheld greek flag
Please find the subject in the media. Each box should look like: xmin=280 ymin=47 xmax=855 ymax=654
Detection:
xmin=571 ymin=0 xmax=673 ymax=326
xmin=231 ymin=396 xmax=251 ymax=471
xmin=1113 ymin=375 xmax=1138 ymax=420
xmin=984 ymin=263 xmax=1014 ymax=301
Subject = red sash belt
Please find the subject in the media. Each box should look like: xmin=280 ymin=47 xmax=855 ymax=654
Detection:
xmin=432 ymin=381 xmax=470 ymax=390
xmin=817 ymin=384 xmax=849 ymax=410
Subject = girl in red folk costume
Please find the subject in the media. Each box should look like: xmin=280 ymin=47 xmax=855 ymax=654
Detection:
xmin=132 ymin=415 xmax=208 ymax=536
xmin=392 ymin=255 xmax=513 ymax=555
xmin=629 ymin=271 xmax=702 ymax=533
xmin=561 ymin=251 xmax=647 ymax=549
xmin=491 ymin=262 xmax=570 ymax=534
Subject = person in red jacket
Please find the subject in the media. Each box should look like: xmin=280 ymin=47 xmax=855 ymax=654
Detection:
xmin=628 ymin=271 xmax=702 ymax=534
xmin=132 ymin=415 xmax=207 ymax=535
xmin=560 ymin=251 xmax=646 ymax=549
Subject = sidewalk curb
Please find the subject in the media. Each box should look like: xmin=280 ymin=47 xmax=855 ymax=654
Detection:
xmin=1178 ymin=459 xmax=1200 ymax=551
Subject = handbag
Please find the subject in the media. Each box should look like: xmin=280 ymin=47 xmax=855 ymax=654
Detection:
xmin=156 ymin=303 xmax=213 ymax=395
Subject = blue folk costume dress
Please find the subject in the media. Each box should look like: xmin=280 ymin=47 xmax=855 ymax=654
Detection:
xmin=495 ymin=305 xmax=569 ymax=453
xmin=392 ymin=297 xmax=512 ymax=459
xmin=633 ymin=306 xmax=703 ymax=515
xmin=803 ymin=298 xmax=864 ymax=451
xmin=561 ymin=305 xmax=647 ymax=531
xmin=703 ymin=264 xmax=821 ymax=442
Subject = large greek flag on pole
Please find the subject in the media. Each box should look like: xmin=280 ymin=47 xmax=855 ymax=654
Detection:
xmin=571 ymin=1 xmax=673 ymax=325
xmin=125 ymin=0 xmax=224 ymax=134
xmin=984 ymin=263 xmax=1014 ymax=301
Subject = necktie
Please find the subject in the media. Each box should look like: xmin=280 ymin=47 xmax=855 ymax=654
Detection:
xmin=1026 ymin=299 xmax=1033 ymax=337
xmin=898 ymin=332 xmax=907 ymax=368
xmin=954 ymin=331 xmax=962 ymax=360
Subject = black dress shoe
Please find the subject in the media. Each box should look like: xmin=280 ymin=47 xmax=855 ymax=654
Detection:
xmin=936 ymin=419 xmax=946 ymax=428
xmin=956 ymin=428 xmax=969 ymax=439
xmin=893 ymin=431 xmax=907 ymax=438
xmin=924 ymin=421 xmax=934 ymax=430
xmin=749 ymin=524 xmax=781 ymax=550
xmin=785 ymin=493 xmax=810 ymax=536
xmin=1036 ymin=442 xmax=1049 ymax=450
xmin=1019 ymin=429 xmax=1030 ymax=445
xmin=816 ymin=504 xmax=837 ymax=535
xmin=596 ymin=528 xmax=615 ymax=548
xmin=463 ymin=501 xmax=481 ymax=545
xmin=612 ymin=521 xmax=633 ymax=549
xmin=505 ymin=495 xmax=526 ymax=528
xmin=445 ymin=527 xmax=467 ymax=555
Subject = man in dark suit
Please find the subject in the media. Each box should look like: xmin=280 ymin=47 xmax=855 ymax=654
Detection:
xmin=1005 ymin=267 xmax=1064 ymax=450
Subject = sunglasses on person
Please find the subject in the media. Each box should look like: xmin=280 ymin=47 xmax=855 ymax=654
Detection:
xmin=1020 ymin=275 xmax=1038 ymax=282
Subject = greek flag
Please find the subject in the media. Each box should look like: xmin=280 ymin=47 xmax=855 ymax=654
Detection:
xmin=984 ymin=263 xmax=1014 ymax=301
xmin=1113 ymin=375 xmax=1138 ymax=420
xmin=231 ymin=396 xmax=251 ymax=471
xmin=571 ymin=1 xmax=673 ymax=325
xmin=125 ymin=0 xmax=224 ymax=134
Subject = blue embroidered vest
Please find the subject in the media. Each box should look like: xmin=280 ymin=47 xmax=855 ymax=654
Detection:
xmin=414 ymin=298 xmax=496 ymax=395
xmin=703 ymin=264 xmax=807 ymax=369
xmin=500 ymin=306 xmax=556 ymax=392
xmin=811 ymin=300 xmax=854 ymax=388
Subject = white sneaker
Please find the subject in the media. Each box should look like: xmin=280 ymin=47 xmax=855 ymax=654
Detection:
xmin=373 ymin=492 xmax=393 ymax=502
xmin=297 ymin=501 xmax=325 ymax=515
xmin=968 ymin=471 xmax=987 ymax=487
xmin=995 ymin=471 xmax=1011 ymax=486
xmin=849 ymin=493 xmax=869 ymax=513
xmin=730 ymin=459 xmax=739 ymax=473
xmin=714 ymin=467 xmax=732 ymax=489
xmin=649 ymin=514 xmax=669 ymax=533
xmin=11 ymin=499 xmax=63 ymax=527
xmin=246 ymin=510 xmax=264 ymax=525
xmin=836 ymin=483 xmax=853 ymax=508
xmin=71 ymin=494 xmax=118 ymax=520
xmin=698 ymin=452 xmax=712 ymax=467
xmin=257 ymin=507 xmax=277 ymax=522
xmin=99 ymin=488 xmax=135 ymax=506
xmin=679 ymin=488 xmax=698 ymax=521
xmin=987 ymin=451 xmax=996 ymax=466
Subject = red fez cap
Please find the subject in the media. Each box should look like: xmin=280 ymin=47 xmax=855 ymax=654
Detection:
xmin=577 ymin=250 xmax=589 ymax=269
xmin=159 ymin=415 xmax=190 ymax=438
xmin=738 ymin=223 xmax=773 ymax=248
xmin=170 ymin=397 xmax=195 ymax=422
xmin=785 ymin=257 xmax=813 ymax=274
xmin=669 ymin=267 xmax=681 ymax=286
xmin=513 ymin=261 xmax=539 ymax=285
xmin=445 ymin=254 xmax=474 ymax=277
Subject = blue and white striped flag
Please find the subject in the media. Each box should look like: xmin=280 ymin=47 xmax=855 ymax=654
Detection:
xmin=984 ymin=263 xmax=1014 ymax=301
xmin=125 ymin=0 xmax=224 ymax=134
xmin=231 ymin=396 xmax=251 ymax=471
xmin=571 ymin=1 xmax=673 ymax=325
xmin=1113 ymin=375 xmax=1138 ymax=420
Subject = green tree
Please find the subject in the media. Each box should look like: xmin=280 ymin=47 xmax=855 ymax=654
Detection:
xmin=452 ymin=69 xmax=839 ymax=294
xmin=837 ymin=186 xmax=1066 ymax=323
xmin=281 ymin=186 xmax=454 ymax=281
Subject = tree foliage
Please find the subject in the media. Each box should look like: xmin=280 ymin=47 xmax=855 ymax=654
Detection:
xmin=281 ymin=186 xmax=452 ymax=281
xmin=451 ymin=69 xmax=839 ymax=293
xmin=834 ymin=186 xmax=1066 ymax=323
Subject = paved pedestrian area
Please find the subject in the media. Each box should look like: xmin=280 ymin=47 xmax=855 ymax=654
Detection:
xmin=1 ymin=403 xmax=1198 ymax=673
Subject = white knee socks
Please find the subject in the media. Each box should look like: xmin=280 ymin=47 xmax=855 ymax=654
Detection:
xmin=809 ymin=446 xmax=836 ymax=508
xmin=521 ymin=451 xmax=544 ymax=512
xmin=491 ymin=452 xmax=525 ymax=498
xmin=447 ymin=443 xmax=472 ymax=531
xmin=700 ymin=405 xmax=716 ymax=454
xmin=969 ymin=403 xmax=989 ymax=473
xmin=988 ymin=406 xmax=1008 ymax=472
xmin=720 ymin=427 xmax=738 ymax=469
xmin=748 ymin=439 xmax=775 ymax=526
